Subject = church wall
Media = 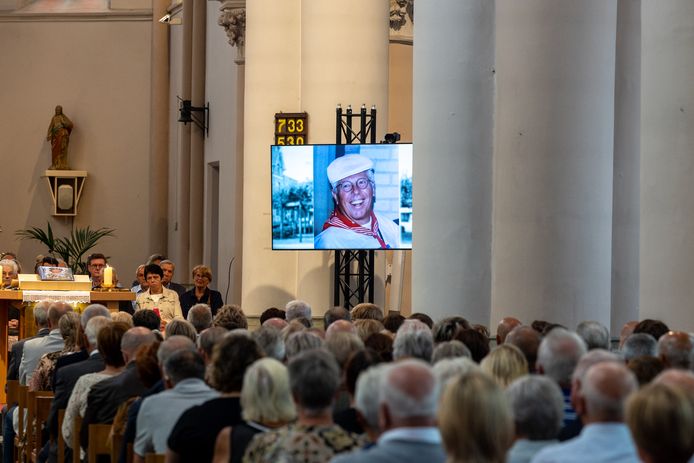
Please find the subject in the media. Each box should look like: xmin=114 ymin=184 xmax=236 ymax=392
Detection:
xmin=0 ymin=17 xmax=152 ymax=282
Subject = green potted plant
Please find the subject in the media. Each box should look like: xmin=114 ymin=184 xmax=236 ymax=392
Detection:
xmin=16 ymin=222 xmax=115 ymax=274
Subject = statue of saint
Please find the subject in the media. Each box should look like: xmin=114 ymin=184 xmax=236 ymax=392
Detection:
xmin=46 ymin=105 xmax=73 ymax=170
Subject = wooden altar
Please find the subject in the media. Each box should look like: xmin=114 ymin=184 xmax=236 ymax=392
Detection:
xmin=0 ymin=289 xmax=135 ymax=404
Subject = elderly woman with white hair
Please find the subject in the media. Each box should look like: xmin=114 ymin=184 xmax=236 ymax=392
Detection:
xmin=212 ymin=358 xmax=296 ymax=463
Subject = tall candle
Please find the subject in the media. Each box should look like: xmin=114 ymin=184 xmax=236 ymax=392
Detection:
xmin=103 ymin=266 xmax=113 ymax=287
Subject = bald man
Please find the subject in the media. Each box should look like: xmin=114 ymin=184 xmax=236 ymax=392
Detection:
xmin=657 ymin=331 xmax=693 ymax=369
xmin=332 ymin=359 xmax=446 ymax=463
xmin=506 ymin=325 xmax=542 ymax=373
xmin=326 ymin=319 xmax=357 ymax=339
xmin=496 ymin=317 xmax=521 ymax=345
xmin=532 ymin=362 xmax=639 ymax=463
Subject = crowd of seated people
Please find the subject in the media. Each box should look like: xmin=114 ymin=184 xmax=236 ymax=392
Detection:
xmin=2 ymin=251 xmax=694 ymax=462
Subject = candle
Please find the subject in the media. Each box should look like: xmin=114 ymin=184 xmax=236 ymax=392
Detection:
xmin=103 ymin=266 xmax=113 ymax=287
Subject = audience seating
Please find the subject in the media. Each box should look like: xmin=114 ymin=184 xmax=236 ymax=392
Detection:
xmin=14 ymin=384 xmax=29 ymax=462
xmin=57 ymin=409 xmax=66 ymax=463
xmin=7 ymin=379 xmax=20 ymax=407
xmin=72 ymin=415 xmax=81 ymax=463
xmin=144 ymin=453 xmax=165 ymax=463
xmin=87 ymin=424 xmax=112 ymax=463
xmin=30 ymin=394 xmax=54 ymax=462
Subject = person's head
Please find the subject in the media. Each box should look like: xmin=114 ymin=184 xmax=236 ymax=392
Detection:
xmin=146 ymin=254 xmax=166 ymax=266
xmin=1 ymin=259 xmax=18 ymax=287
xmin=98 ymin=321 xmax=128 ymax=368
xmin=364 ymin=332 xmax=394 ymax=362
xmin=393 ymin=319 xmax=434 ymax=362
xmin=159 ymin=259 xmax=175 ymax=284
xmin=576 ymin=320 xmax=611 ymax=350
xmin=383 ymin=312 xmax=406 ymax=334
xmin=657 ymin=330 xmax=693 ymax=369
xmin=622 ymin=333 xmax=658 ymax=362
xmin=619 ymin=320 xmax=639 ymax=348
xmin=536 ymin=328 xmax=587 ymax=387
xmin=633 ymin=319 xmax=670 ymax=341
xmin=55 ymin=105 xmax=62 ymax=115
xmin=354 ymin=319 xmax=384 ymax=342
xmin=39 ymin=255 xmax=59 ymax=269
xmin=454 ymin=328 xmax=490 ymax=363
xmin=157 ymin=334 xmax=196 ymax=370
xmin=344 ymin=348 xmax=381 ymax=398
xmin=86 ymin=253 xmax=107 ymax=281
xmin=121 ymin=327 xmax=157 ymax=364
xmin=569 ymin=349 xmax=623 ymax=409
xmin=163 ymin=349 xmax=205 ymax=386
xmin=380 ymin=359 xmax=439 ymax=430
xmin=135 ymin=340 xmax=162 ymax=388
xmin=111 ymin=312 xmax=133 ymax=327
xmin=327 ymin=154 xmax=375 ymax=225
xmin=191 ymin=264 xmax=212 ymax=290
xmin=47 ymin=301 xmax=72 ymax=329
xmin=165 ymin=319 xmax=197 ymax=342
xmin=132 ymin=309 xmax=161 ymax=331
xmin=355 ymin=364 xmax=388 ymax=439
xmin=213 ymin=304 xmax=248 ymax=330
xmin=260 ymin=307 xmax=286 ymax=324
xmin=325 ymin=319 xmax=356 ymax=339
xmin=241 ymin=358 xmax=296 ymax=424
xmin=628 ymin=356 xmax=665 ymax=386
xmin=85 ymin=315 xmax=111 ymax=350
xmin=32 ymin=301 xmax=50 ymax=329
xmin=197 ymin=326 xmax=228 ymax=364
xmin=432 ymin=357 xmax=481 ymax=387
xmin=58 ymin=312 xmax=81 ymax=350
xmin=432 ymin=340 xmax=471 ymax=364
xmin=143 ymin=263 xmax=164 ymax=293
xmin=409 ymin=313 xmax=434 ymax=329
xmin=135 ymin=264 xmax=147 ymax=289
xmin=80 ymin=304 xmax=111 ymax=328
xmin=209 ymin=331 xmax=264 ymax=393
xmin=627 ymin=382 xmax=694 ymax=463
xmin=263 ymin=317 xmax=288 ymax=330
xmin=439 ymin=370 xmax=513 ymax=463
xmin=285 ymin=331 xmax=323 ymax=359
xmin=323 ymin=306 xmax=351 ymax=330
xmin=505 ymin=325 xmax=542 ymax=372
xmin=480 ymin=344 xmax=529 ymax=388
xmin=187 ymin=304 xmax=213 ymax=333
xmin=324 ymin=331 xmax=364 ymax=370
xmin=496 ymin=317 xmax=521 ymax=345
xmin=252 ymin=325 xmax=286 ymax=361
xmin=506 ymin=375 xmax=564 ymax=440
xmin=288 ymin=349 xmax=340 ymax=415
xmin=577 ymin=362 xmax=638 ymax=423
xmin=350 ymin=303 xmax=383 ymax=322
xmin=285 ymin=300 xmax=312 ymax=324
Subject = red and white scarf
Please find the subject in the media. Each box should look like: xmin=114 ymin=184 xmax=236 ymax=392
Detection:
xmin=323 ymin=210 xmax=388 ymax=248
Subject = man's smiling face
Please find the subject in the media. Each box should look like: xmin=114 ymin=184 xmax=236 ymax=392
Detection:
xmin=333 ymin=170 xmax=374 ymax=225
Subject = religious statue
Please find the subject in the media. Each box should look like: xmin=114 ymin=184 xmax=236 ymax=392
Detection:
xmin=46 ymin=105 xmax=73 ymax=170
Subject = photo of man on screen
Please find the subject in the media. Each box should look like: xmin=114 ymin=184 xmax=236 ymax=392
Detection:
xmin=314 ymin=154 xmax=401 ymax=249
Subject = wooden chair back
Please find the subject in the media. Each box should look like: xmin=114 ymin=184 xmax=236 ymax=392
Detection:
xmin=144 ymin=453 xmax=165 ymax=463
xmin=30 ymin=394 xmax=54 ymax=463
xmin=87 ymin=424 xmax=112 ymax=463
xmin=111 ymin=432 xmax=123 ymax=463
xmin=14 ymin=385 xmax=29 ymax=463
xmin=57 ymin=409 xmax=66 ymax=463
xmin=7 ymin=379 xmax=20 ymax=407
xmin=72 ymin=415 xmax=82 ymax=463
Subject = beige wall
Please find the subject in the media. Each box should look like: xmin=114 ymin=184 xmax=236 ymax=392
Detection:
xmin=0 ymin=16 xmax=153 ymax=282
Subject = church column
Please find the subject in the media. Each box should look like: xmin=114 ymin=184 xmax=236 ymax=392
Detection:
xmin=412 ymin=0 xmax=495 ymax=324
xmin=149 ymin=0 xmax=170 ymax=256
xmin=640 ymin=1 xmax=694 ymax=331
xmin=611 ymin=0 xmax=641 ymax=334
xmin=491 ymin=0 xmax=617 ymax=329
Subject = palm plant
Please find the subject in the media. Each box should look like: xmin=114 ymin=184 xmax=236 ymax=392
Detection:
xmin=16 ymin=222 xmax=115 ymax=274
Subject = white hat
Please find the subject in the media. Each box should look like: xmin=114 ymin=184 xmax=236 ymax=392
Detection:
xmin=327 ymin=154 xmax=373 ymax=186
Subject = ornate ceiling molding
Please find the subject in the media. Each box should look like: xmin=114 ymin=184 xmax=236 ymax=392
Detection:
xmin=218 ymin=0 xmax=245 ymax=64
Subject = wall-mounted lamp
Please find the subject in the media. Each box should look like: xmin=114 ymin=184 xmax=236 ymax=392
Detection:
xmin=177 ymin=98 xmax=210 ymax=136
xmin=159 ymin=13 xmax=181 ymax=24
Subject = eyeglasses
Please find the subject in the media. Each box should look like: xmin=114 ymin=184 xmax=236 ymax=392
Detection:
xmin=89 ymin=264 xmax=105 ymax=269
xmin=336 ymin=177 xmax=371 ymax=193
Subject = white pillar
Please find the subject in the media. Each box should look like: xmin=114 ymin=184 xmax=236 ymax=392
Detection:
xmin=611 ymin=0 xmax=641 ymax=334
xmin=412 ymin=0 xmax=495 ymax=324
xmin=491 ymin=0 xmax=617 ymax=329
xmin=640 ymin=1 xmax=694 ymax=331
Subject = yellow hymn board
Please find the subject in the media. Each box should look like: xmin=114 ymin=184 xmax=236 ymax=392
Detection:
xmin=274 ymin=112 xmax=308 ymax=145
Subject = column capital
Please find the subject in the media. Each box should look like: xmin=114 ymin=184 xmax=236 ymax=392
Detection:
xmin=217 ymin=0 xmax=246 ymax=64
xmin=390 ymin=0 xmax=414 ymax=44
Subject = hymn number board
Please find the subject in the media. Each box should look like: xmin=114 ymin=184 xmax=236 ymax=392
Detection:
xmin=274 ymin=112 xmax=308 ymax=145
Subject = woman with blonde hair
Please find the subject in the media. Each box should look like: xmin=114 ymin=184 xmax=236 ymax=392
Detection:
xmin=439 ymin=370 xmax=513 ymax=463
xmin=480 ymin=343 xmax=529 ymax=388
xmin=212 ymin=358 xmax=296 ymax=463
